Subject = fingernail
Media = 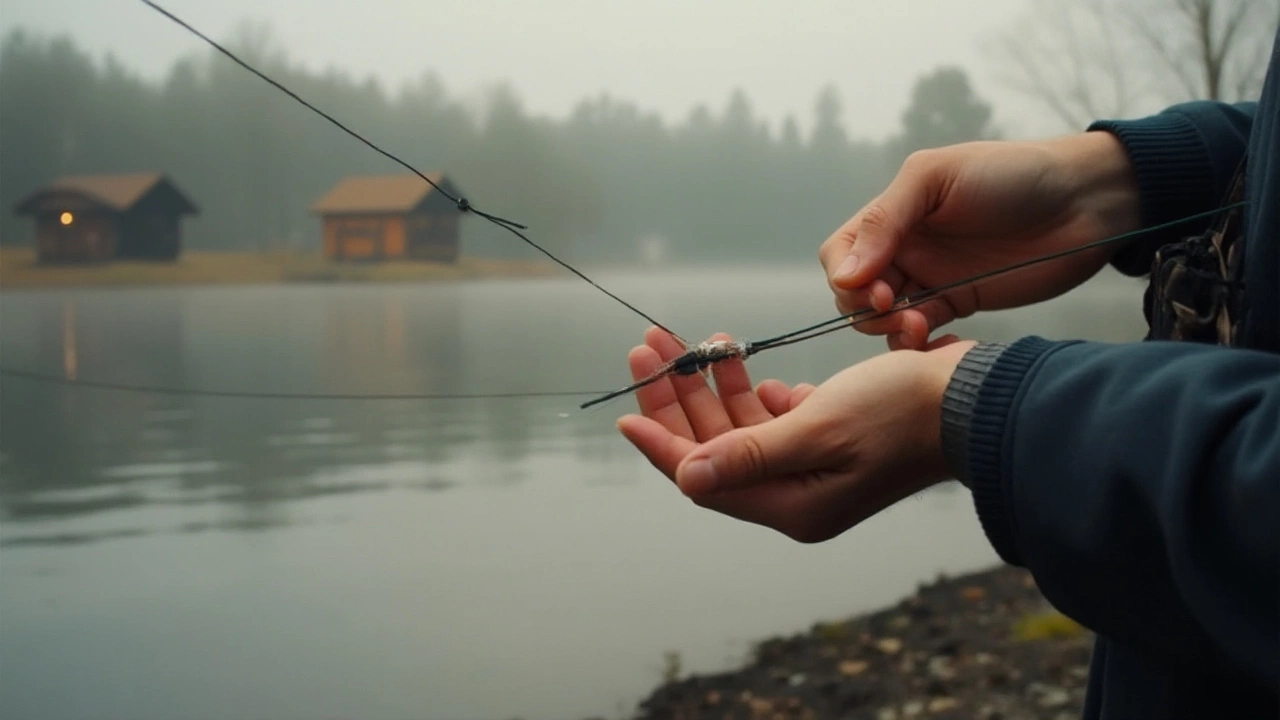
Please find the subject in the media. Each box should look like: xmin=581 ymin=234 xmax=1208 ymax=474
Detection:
xmin=681 ymin=457 xmax=718 ymax=494
xmin=835 ymin=255 xmax=859 ymax=280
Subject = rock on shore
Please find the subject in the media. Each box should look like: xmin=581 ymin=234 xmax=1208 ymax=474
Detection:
xmin=628 ymin=565 xmax=1092 ymax=720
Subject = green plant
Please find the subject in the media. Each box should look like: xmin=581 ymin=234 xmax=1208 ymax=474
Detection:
xmin=1013 ymin=610 xmax=1086 ymax=641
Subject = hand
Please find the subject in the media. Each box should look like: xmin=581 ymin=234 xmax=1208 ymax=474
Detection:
xmin=616 ymin=327 xmax=975 ymax=543
xmin=821 ymin=132 xmax=1142 ymax=350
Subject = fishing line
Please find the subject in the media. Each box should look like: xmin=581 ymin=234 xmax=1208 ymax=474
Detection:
xmin=578 ymin=199 xmax=1250 ymax=408
xmin=749 ymin=201 xmax=1250 ymax=351
xmin=0 ymin=368 xmax=608 ymax=401
xmin=21 ymin=2 xmax=1242 ymax=407
xmin=0 ymin=199 xmax=1247 ymax=406
xmin=136 ymin=0 xmax=683 ymax=342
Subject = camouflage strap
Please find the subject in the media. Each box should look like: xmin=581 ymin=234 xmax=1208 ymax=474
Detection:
xmin=1143 ymin=162 xmax=1248 ymax=346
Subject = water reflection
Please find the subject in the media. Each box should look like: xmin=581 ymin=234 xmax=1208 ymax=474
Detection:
xmin=0 ymin=269 xmax=1152 ymax=720
xmin=0 ymin=283 xmax=631 ymax=543
xmin=0 ymin=269 xmax=1147 ymax=540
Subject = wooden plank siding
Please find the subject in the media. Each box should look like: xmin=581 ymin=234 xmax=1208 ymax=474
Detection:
xmin=311 ymin=174 xmax=463 ymax=264
xmin=323 ymin=212 xmax=456 ymax=262
xmin=13 ymin=174 xmax=198 ymax=264
xmin=35 ymin=212 xmax=117 ymax=263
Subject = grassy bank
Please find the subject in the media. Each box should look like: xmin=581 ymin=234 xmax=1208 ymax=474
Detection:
xmin=0 ymin=247 xmax=558 ymax=290
xmin=617 ymin=565 xmax=1091 ymax=720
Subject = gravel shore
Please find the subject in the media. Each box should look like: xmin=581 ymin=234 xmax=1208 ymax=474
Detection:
xmin=623 ymin=565 xmax=1092 ymax=720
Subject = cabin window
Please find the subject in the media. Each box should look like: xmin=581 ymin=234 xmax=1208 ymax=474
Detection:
xmin=60 ymin=211 xmax=74 ymax=226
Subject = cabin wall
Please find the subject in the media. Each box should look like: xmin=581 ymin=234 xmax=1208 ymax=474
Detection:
xmin=406 ymin=212 xmax=459 ymax=263
xmin=34 ymin=212 xmax=117 ymax=264
xmin=322 ymin=214 xmax=427 ymax=261
xmin=325 ymin=215 xmax=379 ymax=261
xmin=119 ymin=209 xmax=181 ymax=261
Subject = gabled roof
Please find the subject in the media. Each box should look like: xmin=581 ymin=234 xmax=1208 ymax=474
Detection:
xmin=13 ymin=173 xmax=198 ymax=215
xmin=311 ymin=173 xmax=450 ymax=214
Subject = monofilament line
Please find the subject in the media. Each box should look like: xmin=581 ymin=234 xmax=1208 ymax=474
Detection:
xmin=0 ymin=368 xmax=609 ymax=401
xmin=137 ymin=0 xmax=682 ymax=341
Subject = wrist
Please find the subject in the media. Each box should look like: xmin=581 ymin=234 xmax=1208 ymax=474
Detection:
xmin=938 ymin=341 xmax=1010 ymax=484
xmin=1044 ymin=131 xmax=1143 ymax=247
xmin=915 ymin=340 xmax=979 ymax=484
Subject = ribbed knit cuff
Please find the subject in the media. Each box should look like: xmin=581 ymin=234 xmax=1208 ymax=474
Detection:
xmin=963 ymin=336 xmax=1062 ymax=567
xmin=1087 ymin=113 xmax=1217 ymax=275
xmin=940 ymin=341 xmax=1009 ymax=487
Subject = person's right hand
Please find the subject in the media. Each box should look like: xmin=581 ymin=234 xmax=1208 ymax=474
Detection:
xmin=820 ymin=132 xmax=1143 ymax=350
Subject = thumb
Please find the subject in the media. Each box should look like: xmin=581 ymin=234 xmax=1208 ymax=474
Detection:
xmin=833 ymin=156 xmax=937 ymax=289
xmin=674 ymin=412 xmax=821 ymax=496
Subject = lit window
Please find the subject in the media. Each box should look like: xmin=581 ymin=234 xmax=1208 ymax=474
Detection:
xmin=59 ymin=212 xmax=74 ymax=226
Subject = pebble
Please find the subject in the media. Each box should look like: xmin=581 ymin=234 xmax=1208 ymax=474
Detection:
xmin=927 ymin=655 xmax=956 ymax=681
xmin=928 ymin=697 xmax=961 ymax=713
xmin=839 ymin=660 xmax=869 ymax=677
xmin=877 ymin=637 xmax=904 ymax=654
xmin=1039 ymin=687 xmax=1072 ymax=708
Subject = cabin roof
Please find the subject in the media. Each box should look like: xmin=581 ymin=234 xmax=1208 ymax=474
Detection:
xmin=311 ymin=173 xmax=449 ymax=214
xmin=12 ymin=173 xmax=198 ymax=215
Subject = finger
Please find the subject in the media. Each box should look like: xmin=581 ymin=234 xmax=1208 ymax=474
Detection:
xmin=756 ymin=379 xmax=793 ymax=417
xmin=818 ymin=213 xmax=858 ymax=282
xmin=885 ymin=309 xmax=931 ymax=351
xmin=616 ymin=414 xmax=697 ymax=480
xmin=789 ymin=383 xmax=817 ymax=410
xmin=840 ymin=274 xmax=908 ymax=336
xmin=925 ymin=333 xmax=962 ymax=350
xmin=832 ymin=155 xmax=939 ymax=289
xmin=629 ymin=344 xmax=696 ymax=441
xmin=645 ymin=327 xmax=734 ymax=442
xmin=833 ymin=263 xmax=906 ymax=321
xmin=705 ymin=333 xmax=773 ymax=427
xmin=674 ymin=412 xmax=821 ymax=496
xmin=858 ymin=277 xmax=959 ymax=346
xmin=755 ymin=380 xmax=816 ymax=417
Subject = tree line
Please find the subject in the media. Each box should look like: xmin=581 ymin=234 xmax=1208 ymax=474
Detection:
xmin=0 ymin=25 xmax=1000 ymax=265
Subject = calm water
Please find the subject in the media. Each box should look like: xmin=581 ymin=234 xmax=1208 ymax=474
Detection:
xmin=0 ymin=267 xmax=1147 ymax=720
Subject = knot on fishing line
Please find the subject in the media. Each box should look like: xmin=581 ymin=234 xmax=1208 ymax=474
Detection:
xmin=456 ymin=198 xmax=471 ymax=212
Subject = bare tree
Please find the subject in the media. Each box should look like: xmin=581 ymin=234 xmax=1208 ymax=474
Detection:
xmin=987 ymin=0 xmax=1279 ymax=130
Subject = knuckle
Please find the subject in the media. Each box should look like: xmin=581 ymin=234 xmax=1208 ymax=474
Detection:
xmin=736 ymin=432 xmax=769 ymax=480
xmin=818 ymin=237 xmax=837 ymax=267
xmin=902 ymin=148 xmax=936 ymax=171
xmin=859 ymin=202 xmax=891 ymax=232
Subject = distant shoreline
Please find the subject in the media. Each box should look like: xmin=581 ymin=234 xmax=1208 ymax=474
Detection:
xmin=0 ymin=247 xmax=560 ymax=290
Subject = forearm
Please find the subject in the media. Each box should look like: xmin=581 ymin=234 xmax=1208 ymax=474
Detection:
xmin=942 ymin=337 xmax=1280 ymax=689
xmin=1088 ymin=100 xmax=1257 ymax=274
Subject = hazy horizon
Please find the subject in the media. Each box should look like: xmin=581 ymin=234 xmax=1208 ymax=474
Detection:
xmin=1 ymin=0 xmax=1058 ymax=142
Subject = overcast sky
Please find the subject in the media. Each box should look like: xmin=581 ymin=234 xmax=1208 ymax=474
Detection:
xmin=1 ymin=0 xmax=1059 ymax=142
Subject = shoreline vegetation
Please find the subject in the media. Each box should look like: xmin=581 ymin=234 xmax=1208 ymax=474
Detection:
xmin=613 ymin=564 xmax=1092 ymax=720
xmin=0 ymin=247 xmax=560 ymax=290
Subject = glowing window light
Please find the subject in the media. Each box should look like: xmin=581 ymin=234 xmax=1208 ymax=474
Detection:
xmin=59 ymin=211 xmax=74 ymax=226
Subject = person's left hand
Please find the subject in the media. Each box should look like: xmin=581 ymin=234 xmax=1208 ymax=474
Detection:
xmin=616 ymin=327 xmax=974 ymax=542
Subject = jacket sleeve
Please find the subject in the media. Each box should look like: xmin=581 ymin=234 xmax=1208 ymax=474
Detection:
xmin=1089 ymin=101 xmax=1257 ymax=275
xmin=944 ymin=336 xmax=1279 ymax=692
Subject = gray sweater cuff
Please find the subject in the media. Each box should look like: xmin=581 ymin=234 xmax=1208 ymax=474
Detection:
xmin=940 ymin=342 xmax=1010 ymax=485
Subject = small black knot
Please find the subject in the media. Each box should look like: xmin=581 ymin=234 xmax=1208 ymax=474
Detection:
xmin=671 ymin=350 xmax=703 ymax=376
xmin=456 ymin=198 xmax=471 ymax=212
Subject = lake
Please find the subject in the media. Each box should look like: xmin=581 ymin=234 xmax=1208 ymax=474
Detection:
xmin=0 ymin=266 xmax=1148 ymax=720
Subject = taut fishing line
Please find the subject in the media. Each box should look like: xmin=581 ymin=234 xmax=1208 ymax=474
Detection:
xmin=0 ymin=1 xmax=1250 ymax=408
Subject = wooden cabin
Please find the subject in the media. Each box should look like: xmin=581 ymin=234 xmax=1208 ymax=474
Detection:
xmin=12 ymin=173 xmax=199 ymax=264
xmin=311 ymin=173 xmax=465 ymax=263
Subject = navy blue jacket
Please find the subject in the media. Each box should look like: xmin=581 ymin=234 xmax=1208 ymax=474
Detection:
xmin=946 ymin=27 xmax=1279 ymax=720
